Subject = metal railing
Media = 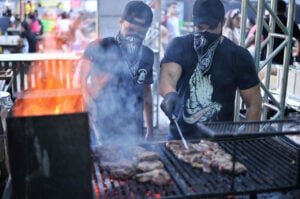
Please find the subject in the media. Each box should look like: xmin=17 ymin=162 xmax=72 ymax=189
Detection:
xmin=237 ymin=0 xmax=298 ymax=120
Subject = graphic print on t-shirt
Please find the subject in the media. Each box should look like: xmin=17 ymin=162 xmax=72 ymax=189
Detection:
xmin=183 ymin=67 xmax=222 ymax=124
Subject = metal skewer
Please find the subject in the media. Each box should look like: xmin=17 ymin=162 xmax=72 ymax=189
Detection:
xmin=172 ymin=115 xmax=189 ymax=150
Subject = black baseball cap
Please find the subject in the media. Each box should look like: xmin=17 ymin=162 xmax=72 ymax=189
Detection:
xmin=193 ymin=0 xmax=225 ymax=28
xmin=121 ymin=1 xmax=153 ymax=28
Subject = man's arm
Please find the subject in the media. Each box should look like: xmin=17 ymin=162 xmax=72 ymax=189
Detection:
xmin=72 ymin=58 xmax=91 ymax=89
xmin=144 ymin=84 xmax=153 ymax=141
xmin=158 ymin=62 xmax=182 ymax=97
xmin=240 ymin=84 xmax=262 ymax=121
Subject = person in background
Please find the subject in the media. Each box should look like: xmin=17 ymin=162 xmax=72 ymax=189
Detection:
xmin=223 ymin=8 xmax=241 ymax=45
xmin=69 ymin=14 xmax=89 ymax=53
xmin=36 ymin=3 xmax=44 ymax=20
xmin=159 ymin=0 xmax=261 ymax=141
xmin=262 ymin=0 xmax=300 ymax=65
xmin=72 ymin=1 xmax=154 ymax=145
xmin=29 ymin=11 xmax=43 ymax=36
xmin=164 ymin=1 xmax=181 ymax=41
xmin=55 ymin=12 xmax=71 ymax=51
xmin=246 ymin=17 xmax=255 ymax=37
xmin=2 ymin=6 xmax=12 ymax=18
xmin=25 ymin=1 xmax=35 ymax=17
xmin=19 ymin=20 xmax=37 ymax=53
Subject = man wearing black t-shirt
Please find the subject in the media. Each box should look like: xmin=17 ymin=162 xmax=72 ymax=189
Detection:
xmin=73 ymin=1 xmax=154 ymax=145
xmin=159 ymin=0 xmax=262 ymax=140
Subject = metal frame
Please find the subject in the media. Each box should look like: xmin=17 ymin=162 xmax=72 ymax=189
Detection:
xmin=237 ymin=0 xmax=297 ymax=120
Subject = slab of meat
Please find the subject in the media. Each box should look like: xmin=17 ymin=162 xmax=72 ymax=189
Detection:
xmin=136 ymin=160 xmax=164 ymax=172
xmin=134 ymin=151 xmax=159 ymax=162
xmin=218 ymin=161 xmax=248 ymax=175
xmin=135 ymin=169 xmax=171 ymax=185
xmin=100 ymin=159 xmax=136 ymax=179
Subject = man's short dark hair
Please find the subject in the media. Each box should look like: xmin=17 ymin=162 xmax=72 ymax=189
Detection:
xmin=277 ymin=0 xmax=287 ymax=13
xmin=121 ymin=1 xmax=153 ymax=28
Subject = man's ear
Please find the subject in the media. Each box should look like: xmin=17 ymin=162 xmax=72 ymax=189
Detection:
xmin=119 ymin=17 xmax=124 ymax=24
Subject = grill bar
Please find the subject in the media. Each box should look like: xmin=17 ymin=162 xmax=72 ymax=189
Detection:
xmin=199 ymin=120 xmax=300 ymax=139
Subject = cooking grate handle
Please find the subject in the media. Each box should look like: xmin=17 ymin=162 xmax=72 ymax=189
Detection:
xmin=196 ymin=123 xmax=216 ymax=138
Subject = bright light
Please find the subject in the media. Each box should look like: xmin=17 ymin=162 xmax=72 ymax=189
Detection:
xmin=5 ymin=0 xmax=10 ymax=6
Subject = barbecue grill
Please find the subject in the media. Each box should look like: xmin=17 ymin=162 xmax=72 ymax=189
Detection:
xmin=2 ymin=118 xmax=300 ymax=199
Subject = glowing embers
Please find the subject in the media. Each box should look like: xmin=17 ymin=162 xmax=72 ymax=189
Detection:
xmin=12 ymin=60 xmax=84 ymax=116
xmin=92 ymin=163 xmax=172 ymax=199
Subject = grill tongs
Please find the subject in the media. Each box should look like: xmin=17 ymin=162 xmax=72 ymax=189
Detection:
xmin=172 ymin=115 xmax=189 ymax=150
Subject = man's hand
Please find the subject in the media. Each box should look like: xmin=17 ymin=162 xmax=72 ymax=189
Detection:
xmin=160 ymin=92 xmax=181 ymax=120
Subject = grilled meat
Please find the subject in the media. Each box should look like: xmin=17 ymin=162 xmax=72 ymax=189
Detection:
xmin=96 ymin=145 xmax=172 ymax=184
xmin=136 ymin=160 xmax=164 ymax=172
xmin=110 ymin=167 xmax=136 ymax=179
xmin=134 ymin=151 xmax=159 ymax=162
xmin=218 ymin=161 xmax=248 ymax=175
xmin=166 ymin=140 xmax=248 ymax=175
xmin=135 ymin=169 xmax=171 ymax=185
xmin=100 ymin=159 xmax=136 ymax=179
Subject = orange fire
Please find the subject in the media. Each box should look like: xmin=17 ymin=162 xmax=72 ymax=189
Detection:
xmin=12 ymin=60 xmax=84 ymax=116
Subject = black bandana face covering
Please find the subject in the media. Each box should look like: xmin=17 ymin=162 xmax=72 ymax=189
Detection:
xmin=193 ymin=31 xmax=221 ymax=54
xmin=193 ymin=31 xmax=222 ymax=74
xmin=116 ymin=33 xmax=143 ymax=64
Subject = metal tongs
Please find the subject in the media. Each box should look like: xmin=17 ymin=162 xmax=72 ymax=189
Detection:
xmin=172 ymin=115 xmax=189 ymax=150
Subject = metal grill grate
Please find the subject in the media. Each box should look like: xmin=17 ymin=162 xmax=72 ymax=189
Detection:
xmin=91 ymin=137 xmax=299 ymax=199
xmin=159 ymin=137 xmax=300 ymax=198
xmin=197 ymin=120 xmax=300 ymax=139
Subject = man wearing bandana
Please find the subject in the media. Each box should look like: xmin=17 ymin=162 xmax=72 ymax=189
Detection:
xmin=73 ymin=1 xmax=154 ymax=145
xmin=159 ymin=0 xmax=262 ymax=140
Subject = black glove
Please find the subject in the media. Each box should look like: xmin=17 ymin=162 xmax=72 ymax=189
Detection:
xmin=160 ymin=92 xmax=181 ymax=120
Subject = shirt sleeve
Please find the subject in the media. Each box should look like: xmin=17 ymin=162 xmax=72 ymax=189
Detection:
xmin=161 ymin=36 xmax=186 ymax=65
xmin=142 ymin=46 xmax=154 ymax=84
xmin=234 ymin=46 xmax=260 ymax=90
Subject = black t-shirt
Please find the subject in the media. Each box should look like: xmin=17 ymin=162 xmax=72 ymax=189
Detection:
xmin=161 ymin=34 xmax=260 ymax=140
xmin=262 ymin=15 xmax=300 ymax=64
xmin=83 ymin=38 xmax=154 ymax=144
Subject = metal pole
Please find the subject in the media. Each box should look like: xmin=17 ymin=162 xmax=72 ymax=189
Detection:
xmin=279 ymin=0 xmax=296 ymax=119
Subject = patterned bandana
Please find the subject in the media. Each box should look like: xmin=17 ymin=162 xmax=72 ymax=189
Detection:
xmin=193 ymin=31 xmax=221 ymax=74
xmin=116 ymin=32 xmax=143 ymax=78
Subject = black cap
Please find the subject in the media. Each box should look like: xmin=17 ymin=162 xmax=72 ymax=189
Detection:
xmin=277 ymin=0 xmax=286 ymax=13
xmin=193 ymin=0 xmax=225 ymax=28
xmin=121 ymin=1 xmax=153 ymax=28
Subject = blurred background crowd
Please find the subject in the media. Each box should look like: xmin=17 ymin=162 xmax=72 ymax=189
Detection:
xmin=0 ymin=0 xmax=97 ymax=54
